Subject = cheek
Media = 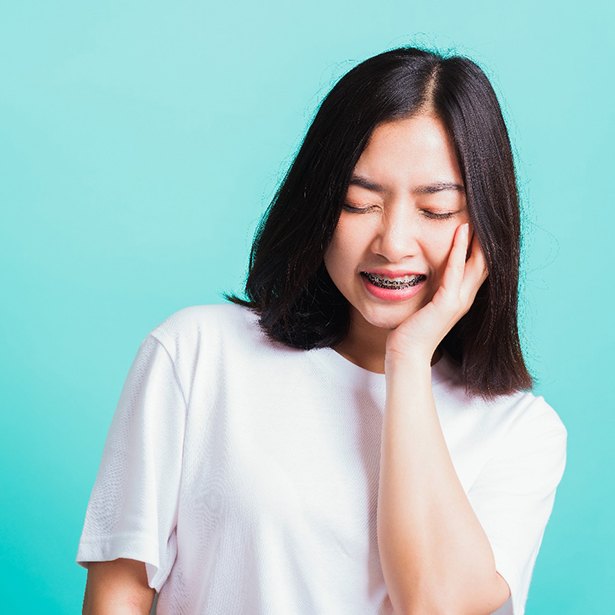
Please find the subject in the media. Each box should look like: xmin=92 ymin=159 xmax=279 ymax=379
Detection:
xmin=323 ymin=232 xmax=348 ymax=282
xmin=325 ymin=223 xmax=362 ymax=271
xmin=423 ymin=227 xmax=457 ymax=277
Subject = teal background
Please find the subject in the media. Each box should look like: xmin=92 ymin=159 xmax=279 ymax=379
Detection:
xmin=1 ymin=1 xmax=613 ymax=612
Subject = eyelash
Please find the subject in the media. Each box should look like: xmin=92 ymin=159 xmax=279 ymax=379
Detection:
xmin=342 ymin=204 xmax=456 ymax=220
xmin=421 ymin=210 xmax=455 ymax=220
xmin=342 ymin=204 xmax=374 ymax=213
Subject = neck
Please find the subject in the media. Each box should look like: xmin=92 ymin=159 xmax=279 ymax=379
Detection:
xmin=333 ymin=312 xmax=442 ymax=374
xmin=334 ymin=331 xmax=387 ymax=374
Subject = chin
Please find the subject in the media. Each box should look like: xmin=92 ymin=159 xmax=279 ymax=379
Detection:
xmin=357 ymin=305 xmax=417 ymax=331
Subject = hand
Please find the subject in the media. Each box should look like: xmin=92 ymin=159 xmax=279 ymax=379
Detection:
xmin=385 ymin=223 xmax=488 ymax=367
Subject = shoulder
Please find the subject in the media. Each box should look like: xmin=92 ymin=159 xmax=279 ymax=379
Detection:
xmin=438 ymin=360 xmax=566 ymax=435
xmin=146 ymin=302 xmax=264 ymax=359
xmin=137 ymin=303 xmax=309 ymax=407
xmin=482 ymin=391 xmax=568 ymax=476
xmin=437 ymin=357 xmax=567 ymax=452
xmin=491 ymin=390 xmax=567 ymax=447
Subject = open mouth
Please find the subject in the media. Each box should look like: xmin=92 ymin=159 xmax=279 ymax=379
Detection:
xmin=360 ymin=272 xmax=427 ymax=290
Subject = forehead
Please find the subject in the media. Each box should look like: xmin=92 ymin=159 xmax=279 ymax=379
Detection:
xmin=350 ymin=114 xmax=463 ymax=190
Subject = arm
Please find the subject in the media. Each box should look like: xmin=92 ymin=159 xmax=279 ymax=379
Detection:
xmin=76 ymin=336 xmax=187 ymax=613
xmin=379 ymin=360 xmax=510 ymax=615
xmin=82 ymin=559 xmax=155 ymax=615
xmin=377 ymin=224 xmax=510 ymax=615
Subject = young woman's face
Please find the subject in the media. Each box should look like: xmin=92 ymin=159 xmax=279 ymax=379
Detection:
xmin=324 ymin=113 xmax=470 ymax=336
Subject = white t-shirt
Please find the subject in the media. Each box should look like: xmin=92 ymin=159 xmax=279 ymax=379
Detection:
xmin=76 ymin=303 xmax=567 ymax=615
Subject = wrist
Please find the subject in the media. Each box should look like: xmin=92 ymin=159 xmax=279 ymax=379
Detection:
xmin=384 ymin=346 xmax=439 ymax=371
xmin=384 ymin=354 xmax=432 ymax=381
xmin=384 ymin=355 xmax=433 ymax=403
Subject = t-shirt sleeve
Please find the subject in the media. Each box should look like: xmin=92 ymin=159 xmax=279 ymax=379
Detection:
xmin=467 ymin=396 xmax=567 ymax=615
xmin=76 ymin=333 xmax=187 ymax=591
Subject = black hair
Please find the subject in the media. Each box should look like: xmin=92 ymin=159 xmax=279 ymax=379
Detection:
xmin=226 ymin=45 xmax=533 ymax=397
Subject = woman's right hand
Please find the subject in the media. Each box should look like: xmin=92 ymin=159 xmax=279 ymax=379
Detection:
xmin=82 ymin=558 xmax=155 ymax=614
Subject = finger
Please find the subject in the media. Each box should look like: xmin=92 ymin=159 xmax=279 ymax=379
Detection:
xmin=440 ymin=222 xmax=469 ymax=293
xmin=467 ymin=232 xmax=488 ymax=280
xmin=461 ymin=232 xmax=489 ymax=297
xmin=466 ymin=228 xmax=476 ymax=261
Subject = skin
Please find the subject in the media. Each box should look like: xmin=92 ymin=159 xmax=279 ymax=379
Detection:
xmin=324 ymin=111 xmax=475 ymax=372
xmin=82 ymin=112 xmax=509 ymax=614
xmin=82 ymin=559 xmax=154 ymax=614
xmin=324 ymin=113 xmax=511 ymax=614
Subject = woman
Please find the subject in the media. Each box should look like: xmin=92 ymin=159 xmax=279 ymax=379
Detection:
xmin=77 ymin=46 xmax=567 ymax=615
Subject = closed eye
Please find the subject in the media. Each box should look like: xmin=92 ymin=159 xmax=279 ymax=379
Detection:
xmin=344 ymin=203 xmax=460 ymax=219
xmin=421 ymin=210 xmax=456 ymax=220
xmin=342 ymin=203 xmax=376 ymax=213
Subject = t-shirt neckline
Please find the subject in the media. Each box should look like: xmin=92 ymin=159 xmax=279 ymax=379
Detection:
xmin=310 ymin=345 xmax=454 ymax=388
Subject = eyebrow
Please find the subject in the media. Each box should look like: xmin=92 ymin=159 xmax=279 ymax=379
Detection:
xmin=349 ymin=174 xmax=465 ymax=195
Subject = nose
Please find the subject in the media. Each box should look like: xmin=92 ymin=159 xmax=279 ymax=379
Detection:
xmin=372 ymin=200 xmax=420 ymax=262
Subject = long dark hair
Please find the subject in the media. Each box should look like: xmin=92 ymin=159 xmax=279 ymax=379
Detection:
xmin=226 ymin=45 xmax=533 ymax=397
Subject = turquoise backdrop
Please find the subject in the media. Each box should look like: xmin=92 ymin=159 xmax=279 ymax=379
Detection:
xmin=1 ymin=1 xmax=613 ymax=612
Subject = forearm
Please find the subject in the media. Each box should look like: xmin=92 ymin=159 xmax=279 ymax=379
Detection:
xmin=377 ymin=358 xmax=505 ymax=615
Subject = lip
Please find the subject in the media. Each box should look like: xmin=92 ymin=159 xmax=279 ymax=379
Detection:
xmin=360 ymin=271 xmax=427 ymax=301
xmin=361 ymin=269 xmax=426 ymax=277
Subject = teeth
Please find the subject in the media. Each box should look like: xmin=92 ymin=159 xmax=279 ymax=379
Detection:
xmin=362 ymin=272 xmax=426 ymax=289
